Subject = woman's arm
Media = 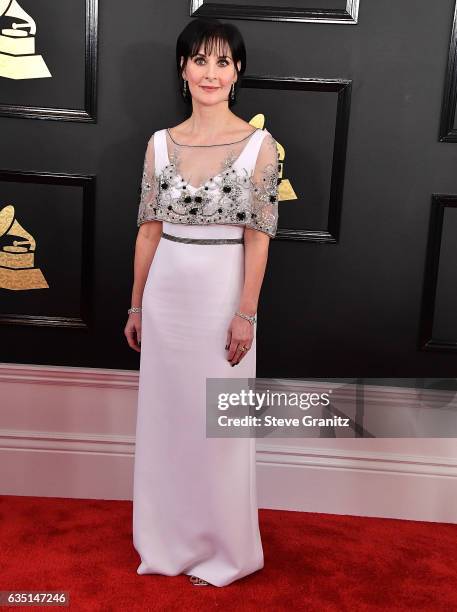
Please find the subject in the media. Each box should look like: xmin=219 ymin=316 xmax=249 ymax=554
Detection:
xmin=131 ymin=221 xmax=163 ymax=308
xmin=225 ymin=230 xmax=270 ymax=366
xmin=125 ymin=134 xmax=163 ymax=352
xmin=226 ymin=132 xmax=280 ymax=365
xmin=125 ymin=221 xmax=163 ymax=352
xmin=238 ymin=228 xmax=270 ymax=316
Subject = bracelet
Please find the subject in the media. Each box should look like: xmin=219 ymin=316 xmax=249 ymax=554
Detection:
xmin=235 ymin=310 xmax=257 ymax=325
xmin=128 ymin=307 xmax=142 ymax=315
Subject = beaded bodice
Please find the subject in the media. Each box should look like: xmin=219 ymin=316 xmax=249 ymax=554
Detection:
xmin=137 ymin=127 xmax=280 ymax=238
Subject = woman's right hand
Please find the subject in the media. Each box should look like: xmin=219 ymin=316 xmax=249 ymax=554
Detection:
xmin=124 ymin=313 xmax=142 ymax=352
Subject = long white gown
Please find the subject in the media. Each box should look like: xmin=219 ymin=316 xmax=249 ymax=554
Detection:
xmin=132 ymin=126 xmax=279 ymax=587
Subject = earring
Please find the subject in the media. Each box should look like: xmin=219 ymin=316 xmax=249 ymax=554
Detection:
xmin=230 ymin=83 xmax=235 ymax=101
xmin=183 ymin=79 xmax=187 ymax=97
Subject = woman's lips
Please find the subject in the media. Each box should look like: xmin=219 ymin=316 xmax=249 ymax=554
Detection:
xmin=200 ymin=86 xmax=218 ymax=91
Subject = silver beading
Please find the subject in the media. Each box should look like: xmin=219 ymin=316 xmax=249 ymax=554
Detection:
xmin=235 ymin=311 xmax=257 ymax=325
xmin=128 ymin=307 xmax=142 ymax=315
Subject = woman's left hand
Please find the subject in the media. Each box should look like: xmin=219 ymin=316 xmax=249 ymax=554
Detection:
xmin=225 ymin=315 xmax=254 ymax=366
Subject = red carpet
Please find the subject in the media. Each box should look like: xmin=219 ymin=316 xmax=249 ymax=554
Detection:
xmin=0 ymin=495 xmax=456 ymax=611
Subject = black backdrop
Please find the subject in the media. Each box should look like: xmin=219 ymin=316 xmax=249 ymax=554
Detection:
xmin=2 ymin=0 xmax=457 ymax=377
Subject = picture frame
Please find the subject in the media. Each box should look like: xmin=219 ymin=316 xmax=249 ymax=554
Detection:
xmin=439 ymin=0 xmax=457 ymax=141
xmin=241 ymin=75 xmax=352 ymax=242
xmin=0 ymin=168 xmax=95 ymax=328
xmin=190 ymin=0 xmax=360 ymax=25
xmin=418 ymin=194 xmax=457 ymax=351
xmin=0 ymin=0 xmax=98 ymax=122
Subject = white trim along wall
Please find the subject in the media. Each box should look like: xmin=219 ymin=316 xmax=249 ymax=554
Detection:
xmin=1 ymin=363 xmax=456 ymax=524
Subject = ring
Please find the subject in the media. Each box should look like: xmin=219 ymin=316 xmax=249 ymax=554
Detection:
xmin=240 ymin=346 xmax=248 ymax=352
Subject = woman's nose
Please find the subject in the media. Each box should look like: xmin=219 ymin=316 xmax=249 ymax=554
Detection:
xmin=205 ymin=62 xmax=216 ymax=78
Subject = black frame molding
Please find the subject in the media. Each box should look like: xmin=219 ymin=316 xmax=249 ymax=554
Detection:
xmin=0 ymin=0 xmax=98 ymax=123
xmin=190 ymin=0 xmax=360 ymax=24
xmin=241 ymin=75 xmax=352 ymax=243
xmin=439 ymin=0 xmax=457 ymax=141
xmin=418 ymin=194 xmax=457 ymax=352
xmin=0 ymin=168 xmax=96 ymax=328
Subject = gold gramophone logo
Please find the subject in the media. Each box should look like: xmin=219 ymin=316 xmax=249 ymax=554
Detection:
xmin=0 ymin=204 xmax=48 ymax=290
xmin=249 ymin=114 xmax=297 ymax=202
xmin=0 ymin=0 xmax=51 ymax=80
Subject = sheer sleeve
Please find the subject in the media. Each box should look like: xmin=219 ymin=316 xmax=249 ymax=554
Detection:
xmin=137 ymin=135 xmax=161 ymax=227
xmin=246 ymin=132 xmax=280 ymax=238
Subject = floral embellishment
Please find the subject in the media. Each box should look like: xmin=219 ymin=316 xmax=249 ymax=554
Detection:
xmin=137 ymin=132 xmax=279 ymax=237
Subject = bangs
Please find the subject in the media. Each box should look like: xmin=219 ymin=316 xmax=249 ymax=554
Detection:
xmin=189 ymin=33 xmax=232 ymax=59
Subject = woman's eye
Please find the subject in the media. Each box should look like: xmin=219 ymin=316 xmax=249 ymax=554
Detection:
xmin=194 ymin=58 xmax=230 ymax=66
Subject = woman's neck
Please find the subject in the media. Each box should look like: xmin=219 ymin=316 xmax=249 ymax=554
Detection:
xmin=181 ymin=105 xmax=238 ymax=139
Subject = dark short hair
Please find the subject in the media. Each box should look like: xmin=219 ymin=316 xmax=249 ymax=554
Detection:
xmin=176 ymin=18 xmax=247 ymax=107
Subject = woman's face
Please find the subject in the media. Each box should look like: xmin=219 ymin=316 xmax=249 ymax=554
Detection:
xmin=181 ymin=42 xmax=241 ymax=105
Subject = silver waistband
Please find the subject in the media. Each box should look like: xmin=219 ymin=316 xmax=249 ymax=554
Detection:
xmin=161 ymin=232 xmax=244 ymax=245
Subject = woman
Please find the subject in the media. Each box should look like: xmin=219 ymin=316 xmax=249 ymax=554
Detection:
xmin=125 ymin=18 xmax=279 ymax=587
